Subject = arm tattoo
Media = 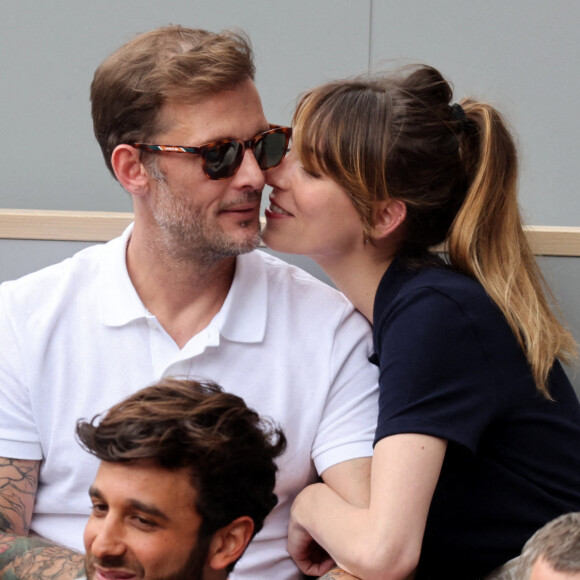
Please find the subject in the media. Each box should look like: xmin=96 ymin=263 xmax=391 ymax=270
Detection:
xmin=0 ymin=458 xmax=40 ymax=534
xmin=0 ymin=462 xmax=84 ymax=579
xmin=0 ymin=533 xmax=85 ymax=580
xmin=316 ymin=567 xmax=361 ymax=579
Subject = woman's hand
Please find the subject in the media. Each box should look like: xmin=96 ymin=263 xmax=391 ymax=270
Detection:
xmin=286 ymin=435 xmax=447 ymax=580
xmin=287 ymin=486 xmax=336 ymax=577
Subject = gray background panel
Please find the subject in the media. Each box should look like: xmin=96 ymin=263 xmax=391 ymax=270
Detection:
xmin=1 ymin=1 xmax=579 ymax=394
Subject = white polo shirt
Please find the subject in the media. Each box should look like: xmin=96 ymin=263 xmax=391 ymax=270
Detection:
xmin=0 ymin=224 xmax=378 ymax=580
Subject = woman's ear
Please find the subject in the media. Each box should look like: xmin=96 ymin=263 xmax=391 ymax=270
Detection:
xmin=111 ymin=144 xmax=151 ymax=197
xmin=205 ymin=516 xmax=254 ymax=572
xmin=371 ymin=199 xmax=407 ymax=240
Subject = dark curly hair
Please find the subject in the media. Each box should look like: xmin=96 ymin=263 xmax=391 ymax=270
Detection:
xmin=76 ymin=378 xmax=286 ymax=544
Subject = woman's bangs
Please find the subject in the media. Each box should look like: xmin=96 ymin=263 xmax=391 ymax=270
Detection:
xmin=294 ymin=96 xmax=345 ymax=178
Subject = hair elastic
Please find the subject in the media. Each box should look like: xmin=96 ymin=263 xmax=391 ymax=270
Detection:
xmin=450 ymin=103 xmax=468 ymax=131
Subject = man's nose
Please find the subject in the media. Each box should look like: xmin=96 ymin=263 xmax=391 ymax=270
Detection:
xmin=232 ymin=148 xmax=266 ymax=190
xmin=89 ymin=516 xmax=127 ymax=559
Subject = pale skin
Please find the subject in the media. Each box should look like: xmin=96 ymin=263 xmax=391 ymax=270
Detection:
xmin=529 ymin=557 xmax=580 ymax=580
xmin=0 ymin=81 xmax=372 ymax=580
xmin=317 ymin=568 xmax=363 ymax=579
xmin=264 ymin=152 xmax=449 ymax=579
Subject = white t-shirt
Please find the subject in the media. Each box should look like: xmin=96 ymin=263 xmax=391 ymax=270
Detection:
xmin=0 ymin=224 xmax=378 ymax=580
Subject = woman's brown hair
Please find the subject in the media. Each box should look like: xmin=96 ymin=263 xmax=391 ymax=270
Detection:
xmin=293 ymin=65 xmax=577 ymax=397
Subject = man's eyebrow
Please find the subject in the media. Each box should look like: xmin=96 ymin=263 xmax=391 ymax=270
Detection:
xmin=88 ymin=486 xmax=169 ymax=521
xmin=127 ymin=499 xmax=169 ymax=521
xmin=88 ymin=485 xmax=103 ymax=499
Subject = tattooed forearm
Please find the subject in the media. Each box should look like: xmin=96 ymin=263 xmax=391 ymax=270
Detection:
xmin=0 ymin=511 xmax=11 ymax=532
xmin=0 ymin=533 xmax=85 ymax=580
xmin=0 ymin=458 xmax=40 ymax=534
xmin=317 ymin=567 xmax=361 ymax=579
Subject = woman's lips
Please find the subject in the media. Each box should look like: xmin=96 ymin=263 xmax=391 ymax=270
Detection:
xmin=265 ymin=199 xmax=293 ymax=218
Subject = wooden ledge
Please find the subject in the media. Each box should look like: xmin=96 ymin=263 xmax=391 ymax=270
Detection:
xmin=524 ymin=226 xmax=580 ymax=257
xmin=0 ymin=209 xmax=579 ymax=257
xmin=0 ymin=209 xmax=134 ymax=242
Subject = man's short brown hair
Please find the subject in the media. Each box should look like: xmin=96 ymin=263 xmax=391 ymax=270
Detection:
xmin=90 ymin=25 xmax=255 ymax=177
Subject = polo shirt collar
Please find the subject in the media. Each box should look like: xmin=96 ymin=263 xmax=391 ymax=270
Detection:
xmin=218 ymin=250 xmax=267 ymax=344
xmin=98 ymin=223 xmax=148 ymax=327
xmin=98 ymin=224 xmax=267 ymax=344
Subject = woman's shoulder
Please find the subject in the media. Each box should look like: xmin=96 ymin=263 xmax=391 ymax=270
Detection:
xmin=377 ymin=260 xmax=489 ymax=319
xmin=409 ymin=262 xmax=481 ymax=292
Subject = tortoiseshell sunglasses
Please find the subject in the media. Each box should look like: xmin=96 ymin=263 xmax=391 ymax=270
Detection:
xmin=133 ymin=124 xmax=292 ymax=181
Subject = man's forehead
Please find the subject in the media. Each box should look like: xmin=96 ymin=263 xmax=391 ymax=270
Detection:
xmin=156 ymin=80 xmax=268 ymax=143
xmin=92 ymin=460 xmax=198 ymax=506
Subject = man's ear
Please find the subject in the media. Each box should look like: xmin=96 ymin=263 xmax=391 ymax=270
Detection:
xmin=206 ymin=516 xmax=254 ymax=572
xmin=371 ymin=199 xmax=407 ymax=240
xmin=111 ymin=144 xmax=151 ymax=197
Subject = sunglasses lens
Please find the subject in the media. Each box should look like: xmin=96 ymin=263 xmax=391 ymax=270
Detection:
xmin=255 ymin=130 xmax=289 ymax=170
xmin=203 ymin=141 xmax=243 ymax=179
xmin=200 ymin=129 xmax=290 ymax=179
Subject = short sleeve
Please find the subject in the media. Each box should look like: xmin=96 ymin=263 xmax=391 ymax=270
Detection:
xmin=311 ymin=307 xmax=379 ymax=474
xmin=0 ymin=284 xmax=43 ymax=459
xmin=375 ymin=286 xmax=505 ymax=451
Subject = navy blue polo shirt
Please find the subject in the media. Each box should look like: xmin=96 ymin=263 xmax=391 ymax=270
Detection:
xmin=373 ymin=258 xmax=580 ymax=580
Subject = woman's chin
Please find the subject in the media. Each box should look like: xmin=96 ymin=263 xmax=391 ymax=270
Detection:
xmin=261 ymin=224 xmax=291 ymax=253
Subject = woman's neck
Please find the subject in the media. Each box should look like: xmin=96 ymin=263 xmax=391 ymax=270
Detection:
xmin=316 ymin=247 xmax=395 ymax=324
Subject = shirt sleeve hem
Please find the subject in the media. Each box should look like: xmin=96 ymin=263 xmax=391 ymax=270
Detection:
xmin=313 ymin=441 xmax=374 ymax=475
xmin=374 ymin=420 xmax=478 ymax=453
xmin=0 ymin=439 xmax=43 ymax=460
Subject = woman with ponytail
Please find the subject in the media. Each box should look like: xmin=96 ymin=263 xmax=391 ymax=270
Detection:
xmin=263 ymin=65 xmax=580 ymax=580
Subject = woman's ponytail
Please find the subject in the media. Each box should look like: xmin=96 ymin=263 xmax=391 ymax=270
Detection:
xmin=448 ymin=101 xmax=577 ymax=397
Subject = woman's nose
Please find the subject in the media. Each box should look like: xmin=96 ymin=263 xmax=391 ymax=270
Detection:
xmin=265 ymin=152 xmax=291 ymax=188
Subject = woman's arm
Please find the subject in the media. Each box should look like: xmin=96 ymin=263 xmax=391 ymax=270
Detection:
xmin=289 ymin=433 xmax=447 ymax=580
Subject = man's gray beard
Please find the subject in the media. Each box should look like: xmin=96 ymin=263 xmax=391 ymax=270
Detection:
xmin=149 ymin=163 xmax=261 ymax=267
xmin=156 ymin=204 xmax=261 ymax=267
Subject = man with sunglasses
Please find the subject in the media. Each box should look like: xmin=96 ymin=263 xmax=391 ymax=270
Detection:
xmin=0 ymin=25 xmax=378 ymax=580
